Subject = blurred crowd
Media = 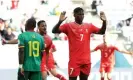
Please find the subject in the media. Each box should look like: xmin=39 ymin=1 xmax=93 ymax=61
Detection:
xmin=0 ymin=0 xmax=133 ymax=46
xmin=0 ymin=0 xmax=103 ymax=42
xmin=0 ymin=0 xmax=68 ymax=42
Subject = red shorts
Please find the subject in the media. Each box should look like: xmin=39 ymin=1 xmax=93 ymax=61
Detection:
xmin=41 ymin=52 xmax=55 ymax=72
xmin=100 ymin=63 xmax=114 ymax=73
xmin=68 ymin=61 xmax=91 ymax=77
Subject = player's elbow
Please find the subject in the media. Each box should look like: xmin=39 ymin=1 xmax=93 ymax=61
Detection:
xmin=99 ymin=31 xmax=105 ymax=34
xmin=96 ymin=31 xmax=105 ymax=35
xmin=52 ymin=29 xmax=56 ymax=33
xmin=52 ymin=29 xmax=61 ymax=33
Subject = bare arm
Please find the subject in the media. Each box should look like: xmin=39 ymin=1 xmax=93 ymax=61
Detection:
xmin=52 ymin=21 xmax=63 ymax=33
xmin=6 ymin=39 xmax=18 ymax=44
xmin=52 ymin=11 xmax=67 ymax=33
xmin=118 ymin=50 xmax=132 ymax=55
xmin=51 ymin=44 xmax=56 ymax=53
xmin=51 ymin=47 xmax=56 ymax=52
xmin=96 ymin=21 xmax=106 ymax=34
xmin=91 ymin=45 xmax=100 ymax=53
xmin=19 ymin=48 xmax=24 ymax=65
xmin=95 ymin=11 xmax=107 ymax=34
xmin=91 ymin=49 xmax=96 ymax=53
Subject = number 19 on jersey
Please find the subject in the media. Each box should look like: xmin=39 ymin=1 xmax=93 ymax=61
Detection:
xmin=28 ymin=41 xmax=40 ymax=57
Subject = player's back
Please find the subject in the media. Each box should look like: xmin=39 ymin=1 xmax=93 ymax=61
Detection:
xmin=19 ymin=31 xmax=44 ymax=71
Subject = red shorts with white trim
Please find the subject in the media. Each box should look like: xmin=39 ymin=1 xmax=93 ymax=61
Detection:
xmin=100 ymin=63 xmax=114 ymax=73
xmin=68 ymin=61 xmax=91 ymax=77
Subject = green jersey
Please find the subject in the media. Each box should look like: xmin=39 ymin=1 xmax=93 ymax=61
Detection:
xmin=18 ymin=31 xmax=44 ymax=71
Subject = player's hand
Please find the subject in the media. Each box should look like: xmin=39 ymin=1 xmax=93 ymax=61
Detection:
xmin=130 ymin=52 xmax=133 ymax=57
xmin=59 ymin=11 xmax=67 ymax=22
xmin=100 ymin=11 xmax=106 ymax=21
xmin=1 ymin=38 xmax=7 ymax=45
xmin=20 ymin=68 xmax=24 ymax=75
xmin=19 ymin=65 xmax=24 ymax=75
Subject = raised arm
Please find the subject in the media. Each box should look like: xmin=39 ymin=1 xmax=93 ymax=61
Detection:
xmin=52 ymin=11 xmax=67 ymax=33
xmin=96 ymin=11 xmax=107 ymax=34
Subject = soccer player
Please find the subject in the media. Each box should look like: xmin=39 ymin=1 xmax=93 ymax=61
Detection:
xmin=91 ymin=34 xmax=133 ymax=80
xmin=37 ymin=20 xmax=66 ymax=80
xmin=18 ymin=18 xmax=45 ymax=80
xmin=52 ymin=7 xmax=107 ymax=80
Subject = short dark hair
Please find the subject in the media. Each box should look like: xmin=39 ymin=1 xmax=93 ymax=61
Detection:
xmin=37 ymin=20 xmax=45 ymax=27
xmin=73 ymin=7 xmax=84 ymax=14
xmin=25 ymin=18 xmax=36 ymax=29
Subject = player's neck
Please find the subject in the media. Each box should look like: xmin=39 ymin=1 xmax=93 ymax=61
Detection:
xmin=104 ymin=42 xmax=107 ymax=46
xmin=40 ymin=32 xmax=44 ymax=36
xmin=27 ymin=29 xmax=34 ymax=32
xmin=75 ymin=21 xmax=83 ymax=25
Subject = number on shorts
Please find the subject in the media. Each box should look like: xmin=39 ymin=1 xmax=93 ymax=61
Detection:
xmin=70 ymin=68 xmax=74 ymax=75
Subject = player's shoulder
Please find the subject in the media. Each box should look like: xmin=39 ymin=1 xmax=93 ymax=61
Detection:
xmin=110 ymin=44 xmax=116 ymax=48
xmin=98 ymin=43 xmax=104 ymax=47
xmin=83 ymin=23 xmax=95 ymax=28
xmin=83 ymin=22 xmax=92 ymax=26
xmin=44 ymin=34 xmax=52 ymax=41
xmin=64 ymin=22 xmax=74 ymax=26
xmin=34 ymin=32 xmax=41 ymax=36
xmin=61 ymin=22 xmax=71 ymax=26
xmin=35 ymin=33 xmax=44 ymax=39
xmin=18 ymin=32 xmax=26 ymax=37
xmin=19 ymin=31 xmax=30 ymax=35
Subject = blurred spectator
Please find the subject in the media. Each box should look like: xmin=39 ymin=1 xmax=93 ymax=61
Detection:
xmin=31 ymin=9 xmax=39 ymax=20
xmin=4 ymin=20 xmax=10 ymax=31
xmin=99 ymin=0 xmax=103 ymax=6
xmin=41 ymin=0 xmax=48 ymax=5
xmin=4 ymin=27 xmax=15 ymax=40
xmin=116 ymin=20 xmax=124 ymax=30
xmin=20 ymin=13 xmax=28 ymax=33
xmin=91 ymin=0 xmax=98 ymax=16
xmin=129 ymin=14 xmax=133 ymax=27
xmin=11 ymin=0 xmax=19 ymax=9
xmin=0 ymin=1 xmax=3 ymax=6
xmin=0 ymin=18 xmax=7 ymax=38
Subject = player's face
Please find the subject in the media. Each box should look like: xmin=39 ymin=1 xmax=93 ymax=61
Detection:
xmin=74 ymin=10 xmax=84 ymax=23
xmin=38 ymin=22 xmax=47 ymax=34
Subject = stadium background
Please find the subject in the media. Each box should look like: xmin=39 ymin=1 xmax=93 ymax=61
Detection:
xmin=0 ymin=0 xmax=133 ymax=80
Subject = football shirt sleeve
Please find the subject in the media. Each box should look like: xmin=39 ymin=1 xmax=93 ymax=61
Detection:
xmin=113 ymin=46 xmax=119 ymax=51
xmin=89 ymin=23 xmax=100 ymax=33
xmin=59 ymin=23 xmax=69 ymax=34
xmin=94 ymin=45 xmax=100 ymax=51
xmin=18 ymin=34 xmax=24 ymax=48
xmin=51 ymin=44 xmax=55 ymax=49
